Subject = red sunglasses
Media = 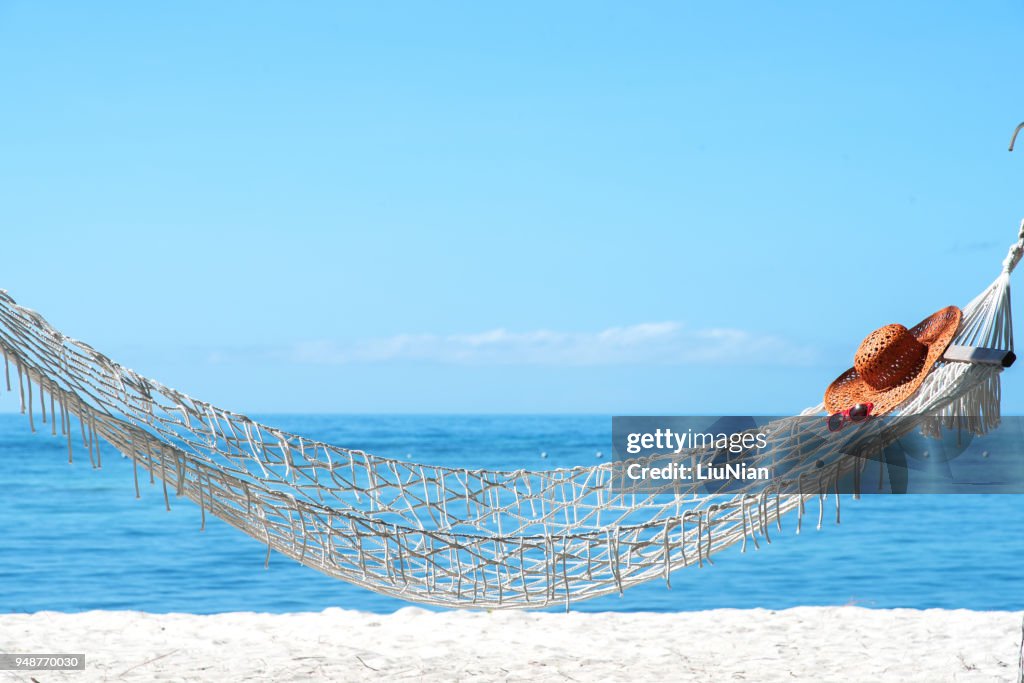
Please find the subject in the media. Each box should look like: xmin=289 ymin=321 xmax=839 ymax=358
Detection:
xmin=827 ymin=402 xmax=874 ymax=432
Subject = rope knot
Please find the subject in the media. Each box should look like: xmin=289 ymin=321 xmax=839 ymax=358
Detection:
xmin=1001 ymin=218 xmax=1024 ymax=273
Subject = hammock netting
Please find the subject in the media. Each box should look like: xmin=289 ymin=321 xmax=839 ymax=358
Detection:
xmin=1 ymin=223 xmax=1021 ymax=609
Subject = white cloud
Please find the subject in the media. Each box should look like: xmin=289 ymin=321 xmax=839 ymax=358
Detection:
xmin=285 ymin=322 xmax=817 ymax=367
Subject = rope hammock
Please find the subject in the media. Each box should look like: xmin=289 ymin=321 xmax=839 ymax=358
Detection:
xmin=1 ymin=222 xmax=1021 ymax=610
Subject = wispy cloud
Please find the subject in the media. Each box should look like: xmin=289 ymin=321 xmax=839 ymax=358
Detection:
xmin=283 ymin=322 xmax=817 ymax=367
xmin=945 ymin=240 xmax=999 ymax=254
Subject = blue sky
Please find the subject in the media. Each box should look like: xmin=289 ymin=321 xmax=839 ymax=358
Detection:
xmin=1 ymin=2 xmax=1023 ymax=413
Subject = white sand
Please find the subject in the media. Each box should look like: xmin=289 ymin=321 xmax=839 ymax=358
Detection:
xmin=0 ymin=607 xmax=1020 ymax=682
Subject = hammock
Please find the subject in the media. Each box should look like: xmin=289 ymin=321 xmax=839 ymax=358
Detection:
xmin=1 ymin=223 xmax=1021 ymax=610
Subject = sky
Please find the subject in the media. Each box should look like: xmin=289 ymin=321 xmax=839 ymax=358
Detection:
xmin=1 ymin=2 xmax=1023 ymax=414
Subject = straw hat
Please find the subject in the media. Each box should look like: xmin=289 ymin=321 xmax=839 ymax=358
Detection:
xmin=824 ymin=305 xmax=962 ymax=416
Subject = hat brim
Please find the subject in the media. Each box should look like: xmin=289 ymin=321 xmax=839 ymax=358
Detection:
xmin=823 ymin=305 xmax=962 ymax=416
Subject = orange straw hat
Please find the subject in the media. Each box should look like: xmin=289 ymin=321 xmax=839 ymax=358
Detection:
xmin=824 ymin=305 xmax=962 ymax=416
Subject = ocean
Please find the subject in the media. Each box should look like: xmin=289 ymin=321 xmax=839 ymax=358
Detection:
xmin=0 ymin=413 xmax=1021 ymax=614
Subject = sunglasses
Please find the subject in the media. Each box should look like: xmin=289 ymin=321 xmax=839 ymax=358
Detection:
xmin=827 ymin=402 xmax=874 ymax=432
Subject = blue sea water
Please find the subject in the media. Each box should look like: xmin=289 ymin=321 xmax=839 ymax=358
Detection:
xmin=0 ymin=413 xmax=1021 ymax=614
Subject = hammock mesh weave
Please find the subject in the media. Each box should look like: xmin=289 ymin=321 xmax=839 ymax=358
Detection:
xmin=0 ymin=224 xmax=1020 ymax=609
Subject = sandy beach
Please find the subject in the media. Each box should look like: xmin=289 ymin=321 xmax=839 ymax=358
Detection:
xmin=0 ymin=606 xmax=1019 ymax=682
